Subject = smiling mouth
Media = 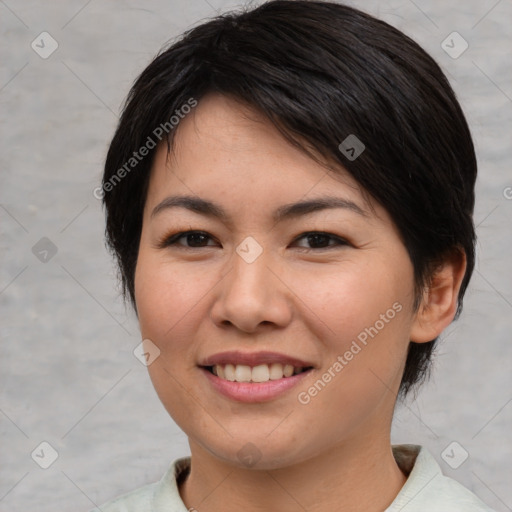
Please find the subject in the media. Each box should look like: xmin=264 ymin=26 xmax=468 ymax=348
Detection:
xmin=202 ymin=363 xmax=314 ymax=383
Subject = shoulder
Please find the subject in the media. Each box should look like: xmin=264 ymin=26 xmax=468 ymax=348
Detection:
xmin=87 ymin=481 xmax=157 ymax=512
xmin=87 ymin=456 xmax=191 ymax=512
xmin=422 ymin=473 xmax=496 ymax=512
xmin=388 ymin=444 xmax=496 ymax=512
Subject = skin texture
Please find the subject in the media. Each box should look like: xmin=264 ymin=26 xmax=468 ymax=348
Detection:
xmin=134 ymin=93 xmax=466 ymax=512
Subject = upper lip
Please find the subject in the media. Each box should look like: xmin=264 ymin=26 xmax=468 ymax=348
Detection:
xmin=199 ymin=351 xmax=315 ymax=368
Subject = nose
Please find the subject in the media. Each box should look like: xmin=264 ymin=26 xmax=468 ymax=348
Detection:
xmin=209 ymin=247 xmax=293 ymax=333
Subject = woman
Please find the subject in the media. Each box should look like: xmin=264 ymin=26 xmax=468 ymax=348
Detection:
xmin=93 ymin=1 xmax=495 ymax=510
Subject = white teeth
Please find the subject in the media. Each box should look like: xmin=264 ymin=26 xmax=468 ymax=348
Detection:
xmin=235 ymin=365 xmax=252 ymax=382
xmin=251 ymin=364 xmax=270 ymax=382
xmin=269 ymin=363 xmax=284 ymax=380
xmin=210 ymin=363 xmax=308 ymax=382
xmin=224 ymin=364 xmax=236 ymax=381
xmin=283 ymin=364 xmax=294 ymax=377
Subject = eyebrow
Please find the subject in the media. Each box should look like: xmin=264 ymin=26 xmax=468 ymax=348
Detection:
xmin=150 ymin=194 xmax=368 ymax=223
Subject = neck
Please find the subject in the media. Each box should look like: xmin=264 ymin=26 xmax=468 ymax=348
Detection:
xmin=179 ymin=434 xmax=407 ymax=512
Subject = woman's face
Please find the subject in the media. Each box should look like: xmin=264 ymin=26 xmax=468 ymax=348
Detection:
xmin=134 ymin=93 xmax=420 ymax=469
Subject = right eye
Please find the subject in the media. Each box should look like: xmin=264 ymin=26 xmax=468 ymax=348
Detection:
xmin=157 ymin=230 xmax=220 ymax=249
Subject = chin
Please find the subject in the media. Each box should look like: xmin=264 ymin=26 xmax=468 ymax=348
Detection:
xmin=200 ymin=434 xmax=318 ymax=471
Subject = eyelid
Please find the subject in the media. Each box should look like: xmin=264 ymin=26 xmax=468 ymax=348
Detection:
xmin=292 ymin=231 xmax=349 ymax=249
xmin=157 ymin=229 xmax=350 ymax=250
xmin=156 ymin=230 xmax=218 ymax=249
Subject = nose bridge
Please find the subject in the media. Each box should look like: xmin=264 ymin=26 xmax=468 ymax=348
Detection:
xmin=228 ymin=237 xmax=273 ymax=303
xmin=211 ymin=236 xmax=291 ymax=331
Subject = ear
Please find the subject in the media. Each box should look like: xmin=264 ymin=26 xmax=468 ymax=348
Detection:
xmin=410 ymin=248 xmax=467 ymax=343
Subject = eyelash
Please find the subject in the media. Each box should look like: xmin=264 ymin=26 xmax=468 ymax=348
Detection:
xmin=157 ymin=230 xmax=349 ymax=251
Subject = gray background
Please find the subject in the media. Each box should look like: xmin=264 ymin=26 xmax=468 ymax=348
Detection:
xmin=0 ymin=0 xmax=511 ymax=511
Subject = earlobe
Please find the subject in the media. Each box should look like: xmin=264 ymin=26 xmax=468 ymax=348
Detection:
xmin=410 ymin=248 xmax=467 ymax=343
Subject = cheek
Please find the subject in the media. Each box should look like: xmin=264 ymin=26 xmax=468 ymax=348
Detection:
xmin=292 ymin=260 xmax=412 ymax=395
xmin=134 ymin=250 xmax=220 ymax=356
xmin=290 ymin=260 xmax=407 ymax=338
xmin=134 ymin=251 xmax=214 ymax=428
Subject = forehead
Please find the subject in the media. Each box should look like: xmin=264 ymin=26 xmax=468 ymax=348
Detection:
xmin=145 ymin=93 xmax=379 ymax=221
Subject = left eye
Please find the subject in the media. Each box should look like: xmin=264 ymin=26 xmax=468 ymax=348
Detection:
xmin=292 ymin=232 xmax=348 ymax=250
xmin=159 ymin=230 xmax=348 ymax=250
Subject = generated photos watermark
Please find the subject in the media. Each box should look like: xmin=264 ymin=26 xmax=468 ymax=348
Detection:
xmin=297 ymin=301 xmax=403 ymax=405
xmin=93 ymin=97 xmax=198 ymax=200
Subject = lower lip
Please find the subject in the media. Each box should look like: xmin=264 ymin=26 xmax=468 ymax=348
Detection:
xmin=200 ymin=367 xmax=313 ymax=403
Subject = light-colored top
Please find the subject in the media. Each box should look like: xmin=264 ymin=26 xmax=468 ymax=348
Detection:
xmin=89 ymin=444 xmax=495 ymax=511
